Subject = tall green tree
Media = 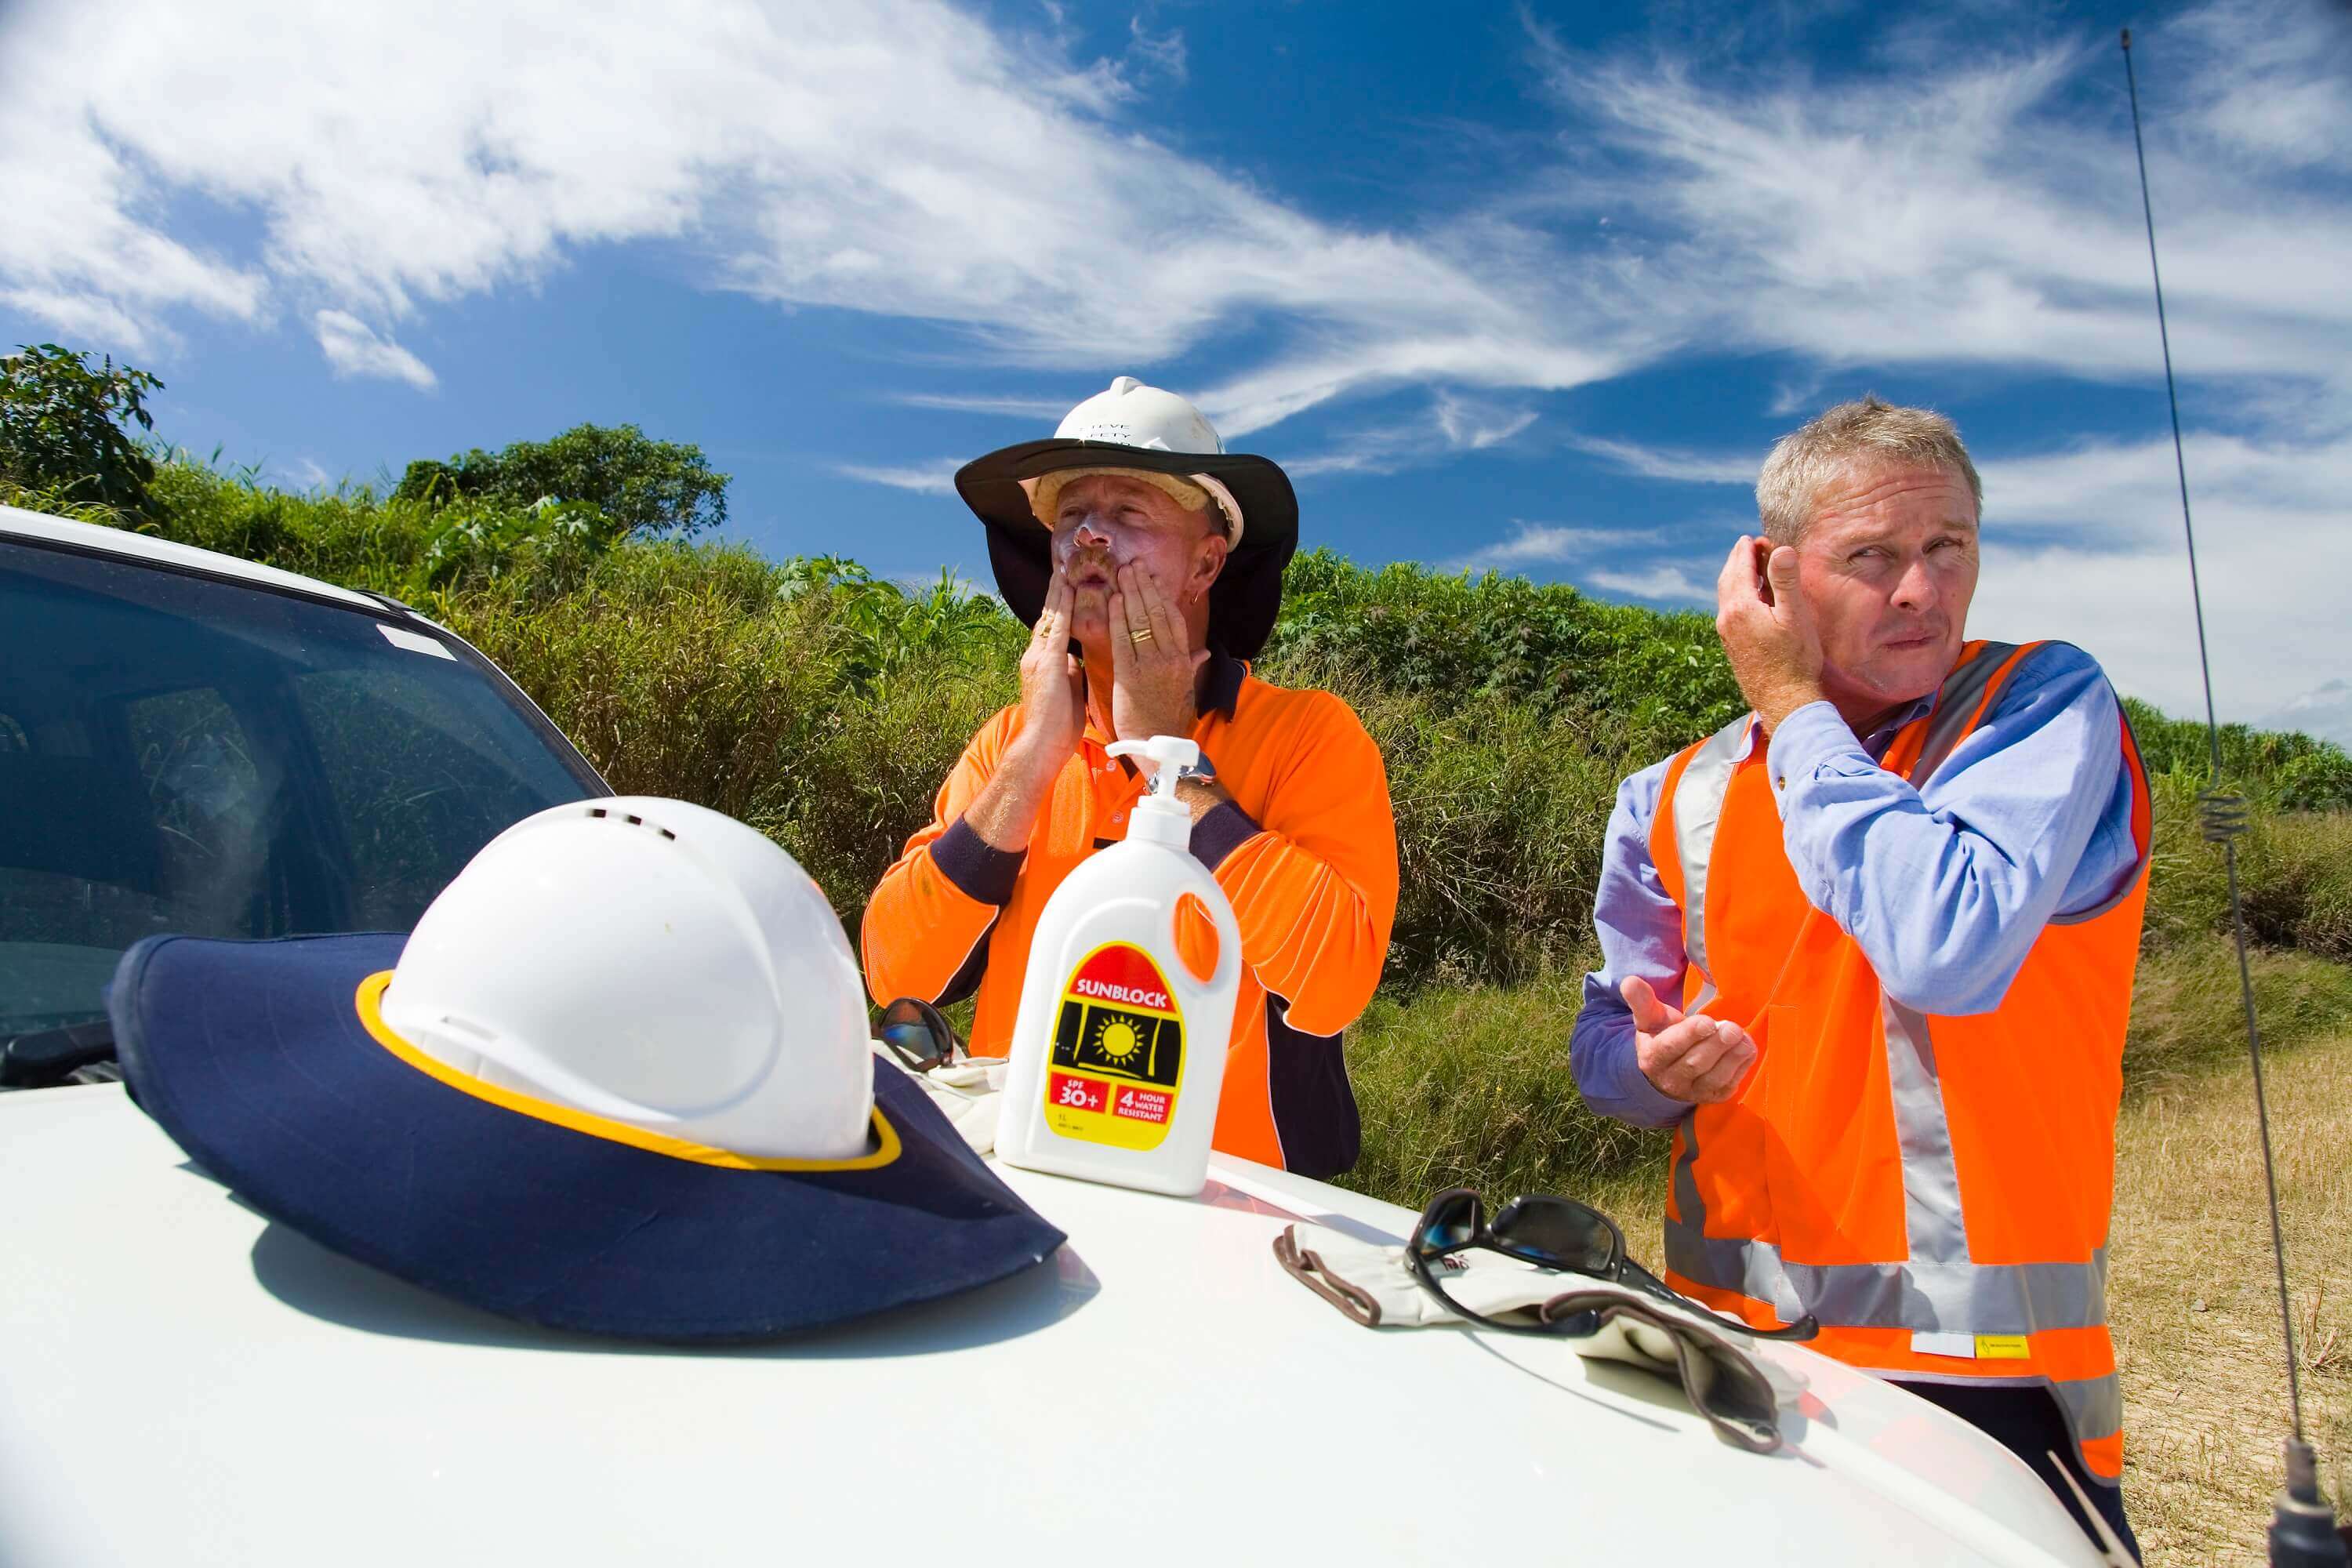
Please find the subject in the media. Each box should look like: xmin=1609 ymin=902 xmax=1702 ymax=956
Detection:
xmin=0 ymin=343 xmax=165 ymax=517
xmin=394 ymin=423 xmax=729 ymax=535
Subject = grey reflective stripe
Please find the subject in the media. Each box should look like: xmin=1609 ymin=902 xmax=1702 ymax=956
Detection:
xmin=1663 ymin=1221 xmax=2110 ymax=1334
xmin=2053 ymin=1370 xmax=2125 ymax=1444
xmin=1884 ymin=1000 xmax=1969 ymax=1266
xmin=1668 ymin=715 xmax=1748 ymax=1014
xmin=1663 ymin=1214 xmax=1806 ymax=1321
xmin=1907 ymin=641 xmax=2020 ymax=789
xmin=1661 ymin=717 xmax=1748 ymax=1266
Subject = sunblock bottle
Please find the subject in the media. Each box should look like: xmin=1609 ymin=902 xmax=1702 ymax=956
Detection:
xmin=996 ymin=735 xmax=1243 ymax=1197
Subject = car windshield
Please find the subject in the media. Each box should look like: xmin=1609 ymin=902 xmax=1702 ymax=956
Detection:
xmin=1 ymin=535 xmax=604 ymax=1036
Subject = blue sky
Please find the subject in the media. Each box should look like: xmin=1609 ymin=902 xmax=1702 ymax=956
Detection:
xmin=3 ymin=0 xmax=2348 ymax=739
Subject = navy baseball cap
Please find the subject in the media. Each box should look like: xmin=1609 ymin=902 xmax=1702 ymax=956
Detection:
xmin=111 ymin=931 xmax=1065 ymax=1341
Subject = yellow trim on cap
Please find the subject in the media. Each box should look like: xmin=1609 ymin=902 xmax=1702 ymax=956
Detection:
xmin=353 ymin=971 xmax=902 ymax=1172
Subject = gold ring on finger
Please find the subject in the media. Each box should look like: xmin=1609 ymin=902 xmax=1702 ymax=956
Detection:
xmin=1128 ymin=626 xmax=1154 ymax=644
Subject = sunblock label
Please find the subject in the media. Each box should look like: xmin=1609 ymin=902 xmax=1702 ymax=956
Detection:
xmin=1043 ymin=942 xmax=1185 ymax=1150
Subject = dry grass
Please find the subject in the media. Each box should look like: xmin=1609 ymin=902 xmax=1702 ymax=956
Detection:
xmin=1495 ymin=1041 xmax=2352 ymax=1565
xmin=2108 ymin=1035 xmax=2352 ymax=1564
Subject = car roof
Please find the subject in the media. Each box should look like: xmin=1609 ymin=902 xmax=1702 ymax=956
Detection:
xmin=0 ymin=1084 xmax=2100 ymax=1566
xmin=0 ymin=503 xmax=388 ymax=615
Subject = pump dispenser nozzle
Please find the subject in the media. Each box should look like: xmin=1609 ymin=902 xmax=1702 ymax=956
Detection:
xmin=1108 ymin=735 xmax=1199 ymax=794
xmin=1106 ymin=736 xmax=1200 ymax=848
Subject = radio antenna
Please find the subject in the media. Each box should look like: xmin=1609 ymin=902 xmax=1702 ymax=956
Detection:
xmin=2119 ymin=27 xmax=2346 ymax=1566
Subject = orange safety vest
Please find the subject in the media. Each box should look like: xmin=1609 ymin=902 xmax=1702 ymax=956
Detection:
xmin=1647 ymin=641 xmax=2151 ymax=1482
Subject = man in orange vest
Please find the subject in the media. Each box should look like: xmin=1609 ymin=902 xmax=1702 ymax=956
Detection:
xmin=863 ymin=378 xmax=1397 ymax=1178
xmin=1571 ymin=396 xmax=2150 ymax=1558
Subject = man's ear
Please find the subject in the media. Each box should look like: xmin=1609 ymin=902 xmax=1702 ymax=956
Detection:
xmin=1191 ymin=528 xmax=1229 ymax=598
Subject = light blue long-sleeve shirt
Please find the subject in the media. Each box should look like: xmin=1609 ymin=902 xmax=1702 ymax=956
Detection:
xmin=1571 ymin=642 xmax=2143 ymax=1129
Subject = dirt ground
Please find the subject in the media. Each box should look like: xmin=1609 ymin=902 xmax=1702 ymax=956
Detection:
xmin=1588 ymin=1034 xmax=2350 ymax=1564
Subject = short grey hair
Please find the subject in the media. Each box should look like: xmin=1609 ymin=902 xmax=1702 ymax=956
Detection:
xmin=1755 ymin=395 xmax=1983 ymax=545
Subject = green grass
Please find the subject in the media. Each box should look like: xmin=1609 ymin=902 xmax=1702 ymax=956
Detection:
xmin=1335 ymin=969 xmax=1670 ymax=1206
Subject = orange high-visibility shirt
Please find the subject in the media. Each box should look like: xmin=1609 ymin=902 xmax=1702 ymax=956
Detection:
xmin=862 ymin=654 xmax=1397 ymax=1178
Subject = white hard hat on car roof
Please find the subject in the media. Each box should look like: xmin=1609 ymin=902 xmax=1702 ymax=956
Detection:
xmin=1026 ymin=377 xmax=1246 ymax=546
xmin=383 ymin=796 xmax=873 ymax=1159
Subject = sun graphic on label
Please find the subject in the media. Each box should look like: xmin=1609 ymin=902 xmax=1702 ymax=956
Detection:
xmin=1091 ymin=1015 xmax=1145 ymax=1064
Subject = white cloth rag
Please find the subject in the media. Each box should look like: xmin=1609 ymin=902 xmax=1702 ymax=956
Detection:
xmin=873 ymin=1044 xmax=1005 ymax=1153
xmin=1273 ymin=1220 xmax=1803 ymax=1452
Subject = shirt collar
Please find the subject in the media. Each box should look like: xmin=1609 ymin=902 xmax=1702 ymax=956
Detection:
xmin=1200 ymin=649 xmax=1247 ymax=721
xmin=1737 ymin=691 xmax=1936 ymax=763
xmin=1082 ymin=649 xmax=1250 ymax=747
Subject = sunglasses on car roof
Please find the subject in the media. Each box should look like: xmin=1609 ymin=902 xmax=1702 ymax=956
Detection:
xmin=1406 ymin=1186 xmax=1819 ymax=1343
xmin=877 ymin=996 xmax=964 ymax=1073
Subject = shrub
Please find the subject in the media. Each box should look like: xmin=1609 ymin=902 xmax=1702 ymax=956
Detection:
xmin=2125 ymin=697 xmax=2352 ymax=812
xmin=0 ymin=343 xmax=163 ymax=518
xmin=394 ymin=423 xmax=729 ymax=537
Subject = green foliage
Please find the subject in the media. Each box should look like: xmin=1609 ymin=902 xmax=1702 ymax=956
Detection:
xmin=1334 ymin=972 xmax=1669 ymax=1205
xmin=392 ymin=423 xmax=729 ymax=536
xmin=436 ymin=539 xmax=1018 ymax=942
xmin=2119 ymin=934 xmax=2352 ymax=1098
xmin=1265 ymin=550 xmax=1743 ymax=753
xmin=0 ymin=343 xmax=164 ymax=518
xmin=418 ymin=495 xmax=626 ymax=596
xmin=2125 ymin=696 xmax=2352 ymax=812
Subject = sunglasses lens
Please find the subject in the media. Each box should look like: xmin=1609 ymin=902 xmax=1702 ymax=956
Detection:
xmin=1495 ymin=1197 xmax=1619 ymax=1272
xmin=879 ymin=999 xmax=949 ymax=1069
xmin=878 ymin=1022 xmax=934 ymax=1066
xmin=1416 ymin=1191 xmax=1481 ymax=1254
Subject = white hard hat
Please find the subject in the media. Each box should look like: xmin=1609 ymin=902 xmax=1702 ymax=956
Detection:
xmin=1054 ymin=375 xmax=1223 ymax=452
xmin=381 ymin=796 xmax=873 ymax=1161
xmin=1028 ymin=376 xmax=1246 ymax=544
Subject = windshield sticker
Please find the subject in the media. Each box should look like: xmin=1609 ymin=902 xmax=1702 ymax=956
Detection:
xmin=1043 ymin=942 xmax=1184 ymax=1151
xmin=376 ymin=623 xmax=456 ymax=660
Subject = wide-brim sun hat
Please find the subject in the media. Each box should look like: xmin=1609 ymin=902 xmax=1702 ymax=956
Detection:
xmin=111 ymin=797 xmax=1065 ymax=1341
xmin=956 ymin=376 xmax=1299 ymax=661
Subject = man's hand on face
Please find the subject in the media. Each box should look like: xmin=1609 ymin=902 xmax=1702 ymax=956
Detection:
xmin=1108 ymin=561 xmax=1209 ymax=743
xmin=1715 ymin=535 xmax=1827 ymax=733
xmin=1623 ymin=975 xmax=1756 ymax=1105
xmin=1007 ymin=570 xmax=1086 ymax=779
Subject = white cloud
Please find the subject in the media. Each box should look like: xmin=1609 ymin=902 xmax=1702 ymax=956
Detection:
xmin=1584 ymin=563 xmax=1713 ymax=602
xmin=834 ymin=459 xmax=962 ymax=495
xmin=0 ymin=0 xmax=1645 ymax=429
xmin=1127 ymin=19 xmax=1187 ymax=85
xmin=2262 ymin=679 xmax=2352 ymax=750
xmin=888 ymin=391 xmax=1074 ymax=419
xmin=313 ymin=310 xmax=437 ymax=390
xmin=1532 ymin=5 xmax=2352 ymax=406
xmin=1433 ymin=390 xmax=1537 ymax=452
xmin=1448 ymin=521 xmax=1653 ymax=572
xmin=269 ymin=456 xmax=335 ymax=492
xmin=1 ymin=288 xmax=157 ymax=354
xmin=1565 ymin=431 xmax=1755 ymax=485
xmin=1969 ymin=429 xmax=2352 ymax=728
xmin=1 ymin=0 xmax=2341 ymax=446
xmin=1287 ymin=390 xmax=1540 ymax=477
